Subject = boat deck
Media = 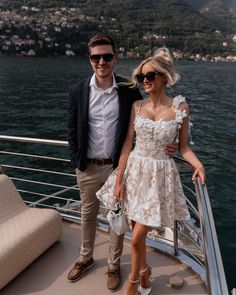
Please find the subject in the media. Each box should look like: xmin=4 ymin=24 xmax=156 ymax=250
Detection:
xmin=1 ymin=220 xmax=207 ymax=295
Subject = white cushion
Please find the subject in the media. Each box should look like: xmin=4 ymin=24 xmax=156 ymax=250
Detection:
xmin=0 ymin=174 xmax=62 ymax=289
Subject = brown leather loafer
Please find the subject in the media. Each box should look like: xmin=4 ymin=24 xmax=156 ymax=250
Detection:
xmin=67 ymin=258 xmax=94 ymax=282
xmin=107 ymin=266 xmax=121 ymax=292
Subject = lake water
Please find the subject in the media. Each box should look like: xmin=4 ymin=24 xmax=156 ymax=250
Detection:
xmin=0 ymin=56 xmax=235 ymax=290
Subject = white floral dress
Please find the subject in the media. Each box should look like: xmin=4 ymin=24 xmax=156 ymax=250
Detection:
xmin=96 ymin=95 xmax=190 ymax=228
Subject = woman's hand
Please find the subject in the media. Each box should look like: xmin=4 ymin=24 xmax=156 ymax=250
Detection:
xmin=114 ymin=181 xmax=125 ymax=202
xmin=192 ymin=165 xmax=205 ymax=185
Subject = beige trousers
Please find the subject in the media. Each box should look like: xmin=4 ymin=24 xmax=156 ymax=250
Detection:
xmin=76 ymin=163 xmax=124 ymax=270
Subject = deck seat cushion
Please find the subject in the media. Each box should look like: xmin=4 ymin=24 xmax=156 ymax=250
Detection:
xmin=0 ymin=174 xmax=62 ymax=289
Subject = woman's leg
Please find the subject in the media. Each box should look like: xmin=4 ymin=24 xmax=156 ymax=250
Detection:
xmin=125 ymin=222 xmax=150 ymax=295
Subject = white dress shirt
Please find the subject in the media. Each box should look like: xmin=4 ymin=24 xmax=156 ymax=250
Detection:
xmin=87 ymin=73 xmax=119 ymax=159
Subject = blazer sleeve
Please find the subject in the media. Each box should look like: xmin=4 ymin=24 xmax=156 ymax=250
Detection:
xmin=131 ymin=85 xmax=143 ymax=103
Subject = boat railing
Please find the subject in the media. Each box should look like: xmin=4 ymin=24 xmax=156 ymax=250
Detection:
xmin=0 ymin=135 xmax=229 ymax=295
xmin=195 ymin=177 xmax=229 ymax=295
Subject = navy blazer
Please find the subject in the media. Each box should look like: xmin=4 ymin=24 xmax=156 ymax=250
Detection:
xmin=68 ymin=74 xmax=143 ymax=171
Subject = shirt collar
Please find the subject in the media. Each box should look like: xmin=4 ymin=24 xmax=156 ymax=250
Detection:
xmin=90 ymin=73 xmax=118 ymax=92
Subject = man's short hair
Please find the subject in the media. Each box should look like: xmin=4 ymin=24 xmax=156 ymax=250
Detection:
xmin=88 ymin=34 xmax=116 ymax=53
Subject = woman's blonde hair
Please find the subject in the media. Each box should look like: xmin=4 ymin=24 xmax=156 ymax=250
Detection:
xmin=131 ymin=47 xmax=180 ymax=87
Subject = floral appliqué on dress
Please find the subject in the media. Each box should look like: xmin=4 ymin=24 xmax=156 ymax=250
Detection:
xmin=96 ymin=95 xmax=190 ymax=228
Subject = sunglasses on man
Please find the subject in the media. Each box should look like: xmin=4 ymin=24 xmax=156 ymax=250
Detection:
xmin=89 ymin=54 xmax=114 ymax=63
xmin=136 ymin=71 xmax=159 ymax=83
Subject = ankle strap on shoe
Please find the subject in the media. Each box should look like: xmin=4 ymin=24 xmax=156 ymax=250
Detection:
xmin=128 ymin=275 xmax=140 ymax=284
xmin=140 ymin=265 xmax=150 ymax=275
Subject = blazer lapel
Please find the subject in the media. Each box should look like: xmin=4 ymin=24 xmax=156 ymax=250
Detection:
xmin=116 ymin=79 xmax=128 ymax=144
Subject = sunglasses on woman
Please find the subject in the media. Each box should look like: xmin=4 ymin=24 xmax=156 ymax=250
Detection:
xmin=89 ymin=54 xmax=114 ymax=63
xmin=136 ymin=71 xmax=159 ymax=83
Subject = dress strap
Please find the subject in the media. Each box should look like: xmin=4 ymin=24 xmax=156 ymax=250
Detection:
xmin=173 ymin=95 xmax=186 ymax=144
xmin=173 ymin=95 xmax=186 ymax=113
xmin=136 ymin=100 xmax=143 ymax=115
xmin=173 ymin=95 xmax=194 ymax=145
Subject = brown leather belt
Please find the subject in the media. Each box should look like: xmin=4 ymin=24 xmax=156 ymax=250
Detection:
xmin=86 ymin=158 xmax=113 ymax=165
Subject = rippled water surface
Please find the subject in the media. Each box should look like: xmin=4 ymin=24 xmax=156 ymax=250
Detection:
xmin=0 ymin=56 xmax=235 ymax=290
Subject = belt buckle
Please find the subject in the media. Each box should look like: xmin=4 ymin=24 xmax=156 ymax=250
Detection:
xmin=97 ymin=158 xmax=105 ymax=165
xmin=93 ymin=158 xmax=102 ymax=165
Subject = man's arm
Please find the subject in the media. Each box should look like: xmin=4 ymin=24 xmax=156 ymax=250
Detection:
xmin=68 ymin=86 xmax=79 ymax=168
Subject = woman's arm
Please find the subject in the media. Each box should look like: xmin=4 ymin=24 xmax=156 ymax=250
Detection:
xmin=114 ymin=101 xmax=139 ymax=200
xmin=178 ymin=102 xmax=205 ymax=185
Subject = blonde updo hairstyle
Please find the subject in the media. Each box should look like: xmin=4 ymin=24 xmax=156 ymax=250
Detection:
xmin=131 ymin=47 xmax=180 ymax=87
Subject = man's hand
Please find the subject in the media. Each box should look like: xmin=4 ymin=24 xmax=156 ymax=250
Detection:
xmin=165 ymin=143 xmax=178 ymax=156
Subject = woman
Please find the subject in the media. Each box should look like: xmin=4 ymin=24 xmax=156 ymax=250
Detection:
xmin=97 ymin=48 xmax=205 ymax=295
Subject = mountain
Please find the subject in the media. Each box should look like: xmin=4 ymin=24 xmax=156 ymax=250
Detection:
xmin=0 ymin=0 xmax=235 ymax=56
xmin=185 ymin=0 xmax=236 ymax=10
xmin=77 ymin=0 xmax=214 ymax=34
xmin=2 ymin=0 xmax=235 ymax=33
xmin=185 ymin=0 xmax=236 ymax=32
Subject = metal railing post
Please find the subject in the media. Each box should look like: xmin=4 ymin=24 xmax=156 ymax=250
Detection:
xmin=173 ymin=220 xmax=179 ymax=256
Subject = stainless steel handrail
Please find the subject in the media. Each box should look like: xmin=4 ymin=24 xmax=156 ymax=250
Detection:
xmin=1 ymin=164 xmax=74 ymax=177
xmin=0 ymin=134 xmax=228 ymax=294
xmin=195 ymin=178 xmax=229 ymax=295
xmin=0 ymin=150 xmax=70 ymax=162
xmin=0 ymin=135 xmax=68 ymax=146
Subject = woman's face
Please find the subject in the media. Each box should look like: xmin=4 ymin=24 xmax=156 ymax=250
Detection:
xmin=140 ymin=62 xmax=165 ymax=94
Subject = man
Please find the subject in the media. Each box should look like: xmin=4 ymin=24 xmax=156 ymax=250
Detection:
xmin=67 ymin=34 xmax=142 ymax=292
xmin=67 ymin=34 xmax=176 ymax=292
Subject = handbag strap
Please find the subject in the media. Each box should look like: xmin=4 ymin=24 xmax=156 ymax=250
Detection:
xmin=118 ymin=201 xmax=127 ymax=213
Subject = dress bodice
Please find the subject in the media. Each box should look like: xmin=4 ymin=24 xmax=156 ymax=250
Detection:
xmin=133 ymin=95 xmax=187 ymax=160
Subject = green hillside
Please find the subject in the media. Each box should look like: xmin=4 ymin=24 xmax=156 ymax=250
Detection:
xmin=0 ymin=0 xmax=235 ymax=57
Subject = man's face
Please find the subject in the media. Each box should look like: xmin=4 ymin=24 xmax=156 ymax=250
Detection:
xmin=89 ymin=45 xmax=117 ymax=80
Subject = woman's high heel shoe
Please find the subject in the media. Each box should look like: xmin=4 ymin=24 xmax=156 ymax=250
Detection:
xmin=124 ymin=275 xmax=140 ymax=295
xmin=138 ymin=265 xmax=152 ymax=295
